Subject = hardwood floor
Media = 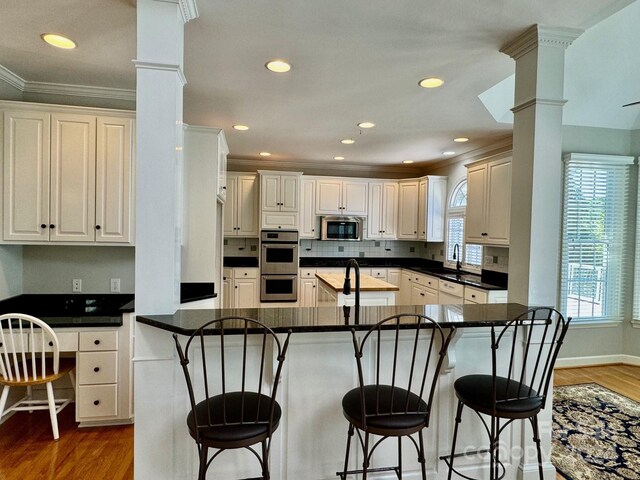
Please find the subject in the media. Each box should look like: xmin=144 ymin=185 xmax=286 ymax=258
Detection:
xmin=0 ymin=406 xmax=133 ymax=480
xmin=0 ymin=365 xmax=637 ymax=480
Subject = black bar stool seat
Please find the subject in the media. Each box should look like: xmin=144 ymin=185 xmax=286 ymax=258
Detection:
xmin=342 ymin=385 xmax=428 ymax=435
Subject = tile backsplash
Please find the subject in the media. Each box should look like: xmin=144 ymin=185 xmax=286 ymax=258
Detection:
xmin=223 ymin=238 xmax=259 ymax=257
xmin=299 ymin=240 xmax=428 ymax=258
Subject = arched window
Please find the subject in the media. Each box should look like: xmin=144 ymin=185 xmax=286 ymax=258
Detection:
xmin=445 ymin=179 xmax=482 ymax=271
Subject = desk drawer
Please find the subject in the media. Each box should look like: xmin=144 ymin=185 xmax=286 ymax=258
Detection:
xmin=300 ymin=268 xmax=317 ymax=278
xmin=77 ymin=384 xmax=118 ymax=418
xmin=78 ymin=351 xmax=118 ymax=385
xmin=234 ymin=268 xmax=258 ymax=279
xmin=32 ymin=332 xmax=79 ymax=352
xmin=79 ymin=331 xmax=118 ymax=351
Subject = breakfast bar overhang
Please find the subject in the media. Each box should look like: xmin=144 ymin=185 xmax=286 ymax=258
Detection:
xmin=134 ymin=303 xmax=556 ymax=480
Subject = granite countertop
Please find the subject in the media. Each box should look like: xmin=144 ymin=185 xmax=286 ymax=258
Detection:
xmin=0 ymin=294 xmax=134 ymax=328
xmin=137 ymin=303 xmax=531 ymax=336
xmin=316 ymin=273 xmax=399 ymax=292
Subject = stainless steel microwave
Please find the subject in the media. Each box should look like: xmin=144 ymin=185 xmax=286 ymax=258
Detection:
xmin=320 ymin=216 xmax=362 ymax=241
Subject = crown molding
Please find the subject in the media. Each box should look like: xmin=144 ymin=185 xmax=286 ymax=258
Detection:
xmin=500 ymin=25 xmax=583 ymax=60
xmin=511 ymin=97 xmax=568 ymax=113
xmin=0 ymin=64 xmax=26 ymax=90
xmin=132 ymin=60 xmax=187 ymax=86
xmin=426 ymin=135 xmax=513 ymax=171
xmin=0 ymin=63 xmax=135 ymax=101
xmin=178 ymin=0 xmax=199 ymax=22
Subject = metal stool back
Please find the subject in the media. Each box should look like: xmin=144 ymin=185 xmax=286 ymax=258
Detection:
xmin=443 ymin=307 xmax=571 ymax=480
xmin=339 ymin=313 xmax=455 ymax=480
xmin=174 ymin=317 xmax=291 ymax=480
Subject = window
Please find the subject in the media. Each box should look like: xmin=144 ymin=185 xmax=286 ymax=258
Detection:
xmin=560 ymin=153 xmax=633 ymax=322
xmin=445 ymin=179 xmax=482 ymax=271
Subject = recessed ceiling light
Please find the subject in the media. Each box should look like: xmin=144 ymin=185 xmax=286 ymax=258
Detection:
xmin=418 ymin=77 xmax=444 ymax=89
xmin=233 ymin=124 xmax=249 ymax=131
xmin=357 ymin=122 xmax=375 ymax=129
xmin=265 ymin=60 xmax=291 ymax=73
xmin=41 ymin=33 xmax=76 ymax=50
xmin=403 ymin=160 xmax=414 ymax=164
xmin=453 ymin=137 xmax=469 ymax=143
xmin=443 ymin=151 xmax=456 ymax=156
xmin=259 ymin=152 xmax=271 ymax=157
xmin=334 ymin=156 xmax=345 ymax=160
xmin=341 ymin=139 xmax=355 ymax=145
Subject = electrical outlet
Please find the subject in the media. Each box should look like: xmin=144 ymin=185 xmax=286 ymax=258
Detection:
xmin=110 ymin=278 xmax=121 ymax=293
xmin=72 ymin=279 xmax=82 ymax=293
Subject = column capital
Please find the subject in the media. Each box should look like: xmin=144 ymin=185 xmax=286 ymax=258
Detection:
xmin=500 ymin=25 xmax=583 ymax=60
xmin=132 ymin=60 xmax=187 ymax=86
xmin=149 ymin=0 xmax=199 ymax=23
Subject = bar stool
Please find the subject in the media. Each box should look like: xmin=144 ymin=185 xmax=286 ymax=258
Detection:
xmin=442 ymin=307 xmax=571 ymax=480
xmin=337 ymin=313 xmax=455 ymax=480
xmin=173 ymin=317 xmax=292 ymax=480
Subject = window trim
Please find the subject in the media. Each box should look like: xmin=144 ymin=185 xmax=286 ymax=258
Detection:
xmin=444 ymin=178 xmax=482 ymax=273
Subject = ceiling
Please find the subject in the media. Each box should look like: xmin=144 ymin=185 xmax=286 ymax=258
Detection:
xmin=0 ymin=0 xmax=636 ymax=166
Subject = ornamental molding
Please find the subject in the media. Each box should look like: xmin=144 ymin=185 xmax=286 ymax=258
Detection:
xmin=0 ymin=63 xmax=135 ymax=102
xmin=511 ymin=97 xmax=568 ymax=113
xmin=132 ymin=60 xmax=187 ymax=86
xmin=152 ymin=0 xmax=199 ymax=23
xmin=501 ymin=25 xmax=583 ymax=60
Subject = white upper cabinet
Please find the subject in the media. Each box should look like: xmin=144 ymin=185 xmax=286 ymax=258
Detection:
xmin=225 ymin=173 xmax=259 ymax=236
xmin=2 ymin=103 xmax=135 ymax=245
xmin=217 ymin=133 xmax=228 ymax=202
xmin=418 ymin=176 xmax=447 ymax=242
xmin=316 ymin=178 xmax=367 ymax=216
xmin=466 ymin=156 xmax=511 ymax=245
xmin=299 ymin=177 xmax=317 ymax=238
xmin=397 ymin=180 xmax=419 ymax=239
xmin=259 ymin=171 xmax=301 ymax=230
xmin=367 ymin=180 xmax=398 ymax=239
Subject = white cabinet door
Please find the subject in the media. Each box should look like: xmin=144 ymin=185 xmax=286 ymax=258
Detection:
xmin=261 ymin=174 xmax=281 ymax=212
xmin=299 ymin=278 xmax=317 ymax=307
xmin=222 ymin=278 xmax=232 ymax=308
xmin=381 ymin=181 xmax=398 ymax=239
xmin=423 ymin=286 xmax=439 ymax=304
xmin=342 ymin=179 xmax=368 ymax=215
xmin=387 ymin=269 xmax=401 ymax=288
xmin=397 ymin=180 xmax=419 ymax=239
xmin=300 ymin=177 xmax=317 ymax=238
xmin=223 ymin=175 xmax=237 ymax=236
xmin=399 ymin=270 xmax=412 ymax=305
xmin=95 ymin=116 xmax=133 ymax=243
xmin=280 ymin=175 xmax=299 ymax=212
xmin=234 ymin=278 xmax=258 ymax=308
xmin=316 ymin=179 xmax=342 ymax=214
xmin=3 ymin=110 xmax=51 ymax=241
xmin=466 ymin=163 xmax=487 ymax=243
xmin=366 ymin=181 xmax=383 ymax=239
xmin=50 ymin=113 xmax=96 ymax=242
xmin=237 ymin=175 xmax=259 ymax=236
xmin=486 ymin=159 xmax=511 ymax=245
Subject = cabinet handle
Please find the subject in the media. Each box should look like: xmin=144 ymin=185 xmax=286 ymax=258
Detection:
xmin=482 ymin=232 xmax=488 ymax=236
xmin=93 ymin=400 xmax=100 ymax=406
xmin=41 ymin=224 xmax=47 ymax=229
xmin=94 ymin=367 xmax=100 ymax=372
xmin=95 ymin=225 xmax=101 ymax=230
xmin=49 ymin=224 xmax=55 ymax=229
xmin=94 ymin=339 xmax=100 ymax=345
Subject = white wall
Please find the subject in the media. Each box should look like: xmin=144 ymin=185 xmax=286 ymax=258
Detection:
xmin=0 ymin=245 xmax=23 ymax=299
xmin=22 ymin=246 xmax=135 ymax=294
xmin=21 ymin=92 xmax=135 ymax=111
xmin=0 ymin=82 xmax=22 ymax=101
xmin=624 ymin=128 xmax=640 ymax=357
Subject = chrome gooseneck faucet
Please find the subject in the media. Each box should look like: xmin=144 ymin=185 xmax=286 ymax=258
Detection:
xmin=343 ymin=258 xmax=361 ymax=311
xmin=453 ymin=243 xmax=462 ymax=274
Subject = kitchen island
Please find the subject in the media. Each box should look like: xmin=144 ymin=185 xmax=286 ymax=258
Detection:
xmin=315 ymin=272 xmax=399 ymax=306
xmin=134 ymin=303 xmax=556 ymax=480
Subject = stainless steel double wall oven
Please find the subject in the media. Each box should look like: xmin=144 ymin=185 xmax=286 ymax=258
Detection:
xmin=260 ymin=230 xmax=299 ymax=302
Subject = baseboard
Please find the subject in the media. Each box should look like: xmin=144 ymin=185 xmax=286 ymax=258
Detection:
xmin=518 ymin=461 xmax=556 ymax=480
xmin=555 ymin=354 xmax=640 ymax=368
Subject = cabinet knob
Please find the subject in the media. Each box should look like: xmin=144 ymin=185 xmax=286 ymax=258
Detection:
xmin=222 ymin=186 xmax=226 ymax=190
xmin=414 ymin=231 xmax=417 ymax=234
xmin=278 ymin=226 xmax=282 ymax=229
xmin=94 ymin=339 xmax=100 ymax=345
xmin=49 ymin=341 xmax=54 ymax=347
xmin=0 ymin=343 xmax=2 ymax=347
xmin=471 ymin=294 xmax=476 ymax=298
xmin=49 ymin=224 xmax=55 ymax=229
xmin=93 ymin=400 xmax=100 ymax=406
xmin=482 ymin=232 xmax=488 ymax=236
xmin=235 ymin=286 xmax=238 ymax=289
xmin=244 ymin=273 xmax=247 ymax=276
xmin=313 ymin=285 xmax=316 ymax=288
xmin=95 ymin=225 xmax=101 ymax=230
xmin=312 ymin=229 xmax=315 ymax=232
xmin=94 ymin=367 xmax=100 ymax=372
xmin=420 ymin=293 xmax=425 ymax=296
xmin=41 ymin=224 xmax=47 ymax=229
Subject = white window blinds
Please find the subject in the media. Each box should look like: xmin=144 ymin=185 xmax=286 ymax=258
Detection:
xmin=560 ymin=153 xmax=634 ymax=321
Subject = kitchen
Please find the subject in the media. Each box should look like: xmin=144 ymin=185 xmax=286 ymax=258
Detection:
xmin=1 ymin=1 xmax=640 ymax=479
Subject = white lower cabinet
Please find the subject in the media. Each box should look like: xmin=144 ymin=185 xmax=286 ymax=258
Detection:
xmin=222 ymin=267 xmax=259 ymax=308
xmin=464 ymin=286 xmax=508 ymax=304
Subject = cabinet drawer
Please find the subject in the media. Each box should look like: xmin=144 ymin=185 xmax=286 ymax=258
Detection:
xmin=414 ymin=274 xmax=438 ymax=288
xmin=78 ymin=351 xmax=118 ymax=385
xmin=370 ymin=268 xmax=387 ymax=279
xmin=77 ymin=384 xmax=118 ymax=418
xmin=300 ymin=268 xmax=317 ymax=278
xmin=79 ymin=331 xmax=118 ymax=351
xmin=234 ymin=268 xmax=258 ymax=279
xmin=33 ymin=331 xmax=79 ymax=352
xmin=439 ymin=279 xmax=464 ymax=297
xmin=464 ymin=287 xmax=488 ymax=304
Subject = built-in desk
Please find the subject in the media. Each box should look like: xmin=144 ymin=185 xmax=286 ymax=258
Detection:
xmin=134 ymin=303 xmax=556 ymax=480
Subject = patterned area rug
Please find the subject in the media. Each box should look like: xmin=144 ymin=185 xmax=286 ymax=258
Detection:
xmin=552 ymin=383 xmax=640 ymax=479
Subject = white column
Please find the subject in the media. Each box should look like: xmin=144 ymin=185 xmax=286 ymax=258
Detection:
xmin=502 ymin=25 xmax=582 ymax=306
xmin=501 ymin=25 xmax=582 ymax=480
xmin=134 ymin=0 xmax=198 ymax=315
